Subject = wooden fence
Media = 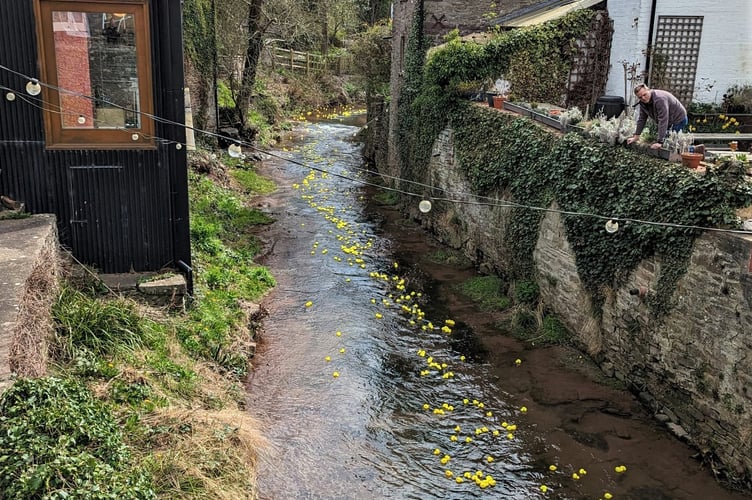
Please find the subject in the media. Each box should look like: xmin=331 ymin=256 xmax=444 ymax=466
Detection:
xmin=266 ymin=46 xmax=352 ymax=76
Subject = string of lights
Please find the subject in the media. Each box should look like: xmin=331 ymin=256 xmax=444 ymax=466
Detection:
xmin=2 ymin=63 xmax=751 ymax=236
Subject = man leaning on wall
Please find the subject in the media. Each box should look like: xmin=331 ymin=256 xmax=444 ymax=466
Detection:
xmin=626 ymin=83 xmax=688 ymax=150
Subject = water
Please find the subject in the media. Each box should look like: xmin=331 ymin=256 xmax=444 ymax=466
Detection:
xmin=248 ymin=118 xmax=746 ymax=500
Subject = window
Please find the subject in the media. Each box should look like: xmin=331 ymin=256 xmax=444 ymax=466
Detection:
xmin=35 ymin=0 xmax=154 ymax=149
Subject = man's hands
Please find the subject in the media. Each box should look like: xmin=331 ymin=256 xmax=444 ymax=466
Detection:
xmin=626 ymin=135 xmax=663 ymax=150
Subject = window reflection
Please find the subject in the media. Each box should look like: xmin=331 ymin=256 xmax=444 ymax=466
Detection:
xmin=52 ymin=11 xmax=140 ymax=130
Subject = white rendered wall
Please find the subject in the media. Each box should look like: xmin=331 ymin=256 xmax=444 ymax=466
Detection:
xmin=605 ymin=0 xmax=752 ymax=106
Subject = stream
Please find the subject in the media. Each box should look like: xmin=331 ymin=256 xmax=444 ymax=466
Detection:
xmin=246 ymin=115 xmax=746 ymax=500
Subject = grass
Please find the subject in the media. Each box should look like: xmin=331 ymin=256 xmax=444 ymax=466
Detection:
xmin=457 ymin=274 xmax=569 ymax=346
xmin=1 ymin=149 xmax=277 ymax=498
xmin=426 ymin=249 xmax=471 ymax=267
xmin=456 ymin=275 xmax=511 ymax=312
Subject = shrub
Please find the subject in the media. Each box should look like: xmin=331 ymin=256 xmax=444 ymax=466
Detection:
xmin=0 ymin=377 xmax=154 ymax=498
xmin=514 ymin=280 xmax=540 ymax=305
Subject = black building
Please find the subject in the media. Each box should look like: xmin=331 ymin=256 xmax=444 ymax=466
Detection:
xmin=0 ymin=0 xmax=192 ymax=286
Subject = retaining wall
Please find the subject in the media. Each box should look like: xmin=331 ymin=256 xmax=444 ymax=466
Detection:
xmin=411 ymin=126 xmax=752 ymax=481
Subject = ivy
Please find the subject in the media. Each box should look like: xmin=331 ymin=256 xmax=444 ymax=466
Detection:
xmin=0 ymin=377 xmax=154 ymax=498
xmin=424 ymin=9 xmax=597 ymax=104
xmin=395 ymin=8 xmax=752 ymax=318
xmin=451 ymin=107 xmax=751 ymax=318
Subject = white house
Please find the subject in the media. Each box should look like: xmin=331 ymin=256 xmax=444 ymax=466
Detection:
xmin=605 ymin=0 xmax=752 ymax=106
xmin=499 ymin=0 xmax=751 ymax=107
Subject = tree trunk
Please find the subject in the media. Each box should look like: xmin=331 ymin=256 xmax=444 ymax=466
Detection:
xmin=236 ymin=0 xmax=264 ymax=131
xmin=320 ymin=2 xmax=328 ymax=56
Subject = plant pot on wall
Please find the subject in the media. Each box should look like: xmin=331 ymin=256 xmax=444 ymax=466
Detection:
xmin=681 ymin=152 xmax=704 ymax=169
xmin=492 ymin=95 xmax=506 ymax=109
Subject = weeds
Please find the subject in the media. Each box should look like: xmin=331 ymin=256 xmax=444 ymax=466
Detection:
xmin=0 ymin=377 xmax=155 ymax=498
xmin=52 ymin=286 xmax=154 ymax=359
xmin=457 ymin=275 xmax=511 ymax=311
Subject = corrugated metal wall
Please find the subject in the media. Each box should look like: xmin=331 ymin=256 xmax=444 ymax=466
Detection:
xmin=0 ymin=0 xmax=191 ymax=275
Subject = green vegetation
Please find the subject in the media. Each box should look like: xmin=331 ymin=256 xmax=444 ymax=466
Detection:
xmin=424 ymin=9 xmax=596 ymax=104
xmin=397 ymin=9 xmax=752 ymax=319
xmin=426 ymin=249 xmax=471 ymax=267
xmin=457 ymin=275 xmax=510 ymax=312
xmin=53 ymin=286 xmax=156 ymax=359
xmin=0 ymin=377 xmax=154 ymax=499
xmin=183 ymin=158 xmax=276 ymax=377
xmin=1 ymin=153 xmax=276 ymax=498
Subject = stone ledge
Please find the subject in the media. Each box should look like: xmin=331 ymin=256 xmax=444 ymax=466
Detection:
xmin=0 ymin=214 xmax=59 ymax=393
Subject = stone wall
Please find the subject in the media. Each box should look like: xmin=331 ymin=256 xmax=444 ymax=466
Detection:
xmin=413 ymin=125 xmax=752 ymax=482
xmin=388 ymin=0 xmax=541 ymax=181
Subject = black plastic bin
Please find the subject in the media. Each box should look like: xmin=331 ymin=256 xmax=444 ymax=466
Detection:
xmin=594 ymin=95 xmax=625 ymax=118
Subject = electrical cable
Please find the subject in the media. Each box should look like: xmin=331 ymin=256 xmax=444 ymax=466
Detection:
xmin=2 ymin=63 xmax=752 ymax=235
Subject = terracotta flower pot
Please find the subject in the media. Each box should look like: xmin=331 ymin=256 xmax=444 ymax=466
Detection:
xmin=492 ymin=95 xmax=506 ymax=109
xmin=681 ymin=152 xmax=703 ymax=169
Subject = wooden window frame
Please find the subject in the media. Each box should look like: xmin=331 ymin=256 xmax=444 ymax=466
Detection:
xmin=34 ymin=0 xmax=155 ymax=149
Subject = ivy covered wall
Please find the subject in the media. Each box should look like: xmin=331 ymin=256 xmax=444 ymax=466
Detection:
xmin=419 ymin=115 xmax=752 ymax=484
xmin=379 ymin=2 xmax=752 ymax=486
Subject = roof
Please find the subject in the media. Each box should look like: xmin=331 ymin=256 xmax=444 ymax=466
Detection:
xmin=498 ymin=0 xmax=604 ymax=28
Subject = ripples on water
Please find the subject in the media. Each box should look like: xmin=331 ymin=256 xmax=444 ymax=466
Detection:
xmin=249 ymin=121 xmax=550 ymax=500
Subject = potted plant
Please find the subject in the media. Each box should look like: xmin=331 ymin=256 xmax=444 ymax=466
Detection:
xmin=490 ymin=78 xmax=511 ymax=109
xmin=559 ymin=106 xmax=584 ymax=132
xmin=665 ymin=130 xmax=702 ymax=168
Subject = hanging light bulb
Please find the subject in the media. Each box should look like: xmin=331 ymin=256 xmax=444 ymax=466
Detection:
xmin=77 ymin=115 xmax=86 ymax=124
xmin=175 ymin=143 xmax=183 ymax=150
xmin=418 ymin=200 xmax=432 ymax=213
xmin=25 ymin=79 xmax=41 ymax=96
xmin=228 ymin=143 xmax=242 ymax=158
xmin=5 ymin=92 xmax=16 ymax=101
xmin=605 ymin=219 xmax=619 ymax=233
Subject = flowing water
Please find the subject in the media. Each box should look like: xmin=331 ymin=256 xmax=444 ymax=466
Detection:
xmin=247 ymin=117 xmax=746 ymax=500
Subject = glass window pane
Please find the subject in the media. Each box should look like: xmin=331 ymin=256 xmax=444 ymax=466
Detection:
xmin=52 ymin=11 xmax=141 ymax=130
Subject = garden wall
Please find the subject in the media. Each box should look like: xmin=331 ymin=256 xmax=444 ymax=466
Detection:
xmin=416 ymin=126 xmax=752 ymax=483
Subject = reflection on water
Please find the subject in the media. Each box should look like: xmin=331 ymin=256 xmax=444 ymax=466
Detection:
xmin=249 ymin=120 xmax=543 ymax=499
xmin=248 ymin=119 xmax=744 ymax=500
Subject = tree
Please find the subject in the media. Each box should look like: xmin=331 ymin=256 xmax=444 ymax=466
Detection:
xmin=355 ymin=0 xmax=391 ymax=25
xmin=235 ymin=0 xmax=265 ymax=131
xmin=349 ymin=21 xmax=392 ymax=98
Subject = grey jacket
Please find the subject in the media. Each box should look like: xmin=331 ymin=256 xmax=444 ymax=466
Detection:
xmin=634 ymin=89 xmax=687 ymax=142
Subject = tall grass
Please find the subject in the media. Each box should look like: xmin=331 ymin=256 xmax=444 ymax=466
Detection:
xmin=52 ymin=286 xmax=153 ymax=359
